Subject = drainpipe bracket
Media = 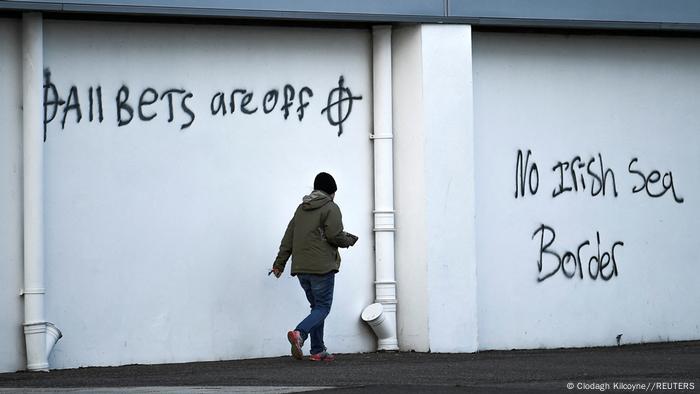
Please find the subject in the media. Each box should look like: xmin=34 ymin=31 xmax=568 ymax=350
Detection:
xmin=373 ymin=210 xmax=396 ymax=232
xmin=19 ymin=288 xmax=46 ymax=296
xmin=369 ymin=133 xmax=393 ymax=140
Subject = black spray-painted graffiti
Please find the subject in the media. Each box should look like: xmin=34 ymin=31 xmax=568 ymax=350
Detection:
xmin=514 ymin=149 xmax=685 ymax=282
xmin=514 ymin=150 xmax=540 ymax=198
xmin=321 ymin=76 xmax=363 ymax=137
xmin=116 ymin=86 xmax=195 ymax=130
xmin=514 ymin=149 xmax=684 ymax=203
xmin=532 ymin=224 xmax=624 ymax=282
xmin=628 ymin=158 xmax=684 ymax=203
xmin=42 ymin=69 xmax=363 ymax=141
xmin=551 ymin=154 xmax=618 ymax=198
xmin=209 ymin=85 xmax=313 ymax=120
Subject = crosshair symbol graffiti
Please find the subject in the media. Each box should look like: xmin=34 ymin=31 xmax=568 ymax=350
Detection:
xmin=321 ymin=75 xmax=363 ymax=137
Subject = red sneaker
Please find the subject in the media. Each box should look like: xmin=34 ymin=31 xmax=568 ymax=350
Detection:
xmin=287 ymin=330 xmax=304 ymax=360
xmin=308 ymin=351 xmax=335 ymax=362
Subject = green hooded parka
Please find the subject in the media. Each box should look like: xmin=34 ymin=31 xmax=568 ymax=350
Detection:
xmin=273 ymin=190 xmax=355 ymax=275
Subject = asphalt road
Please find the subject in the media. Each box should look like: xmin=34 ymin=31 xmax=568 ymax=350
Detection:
xmin=1 ymin=341 xmax=698 ymax=393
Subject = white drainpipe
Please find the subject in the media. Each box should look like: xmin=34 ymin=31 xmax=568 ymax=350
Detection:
xmin=367 ymin=25 xmax=399 ymax=351
xmin=22 ymin=12 xmax=62 ymax=372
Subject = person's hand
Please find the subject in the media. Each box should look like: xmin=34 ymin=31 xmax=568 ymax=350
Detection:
xmin=270 ymin=267 xmax=282 ymax=278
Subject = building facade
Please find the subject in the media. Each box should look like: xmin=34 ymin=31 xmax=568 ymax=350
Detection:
xmin=1 ymin=0 xmax=699 ymax=372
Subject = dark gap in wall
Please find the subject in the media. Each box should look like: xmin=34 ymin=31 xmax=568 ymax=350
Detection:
xmin=472 ymin=24 xmax=700 ymax=39
xmin=0 ymin=10 xmax=377 ymax=30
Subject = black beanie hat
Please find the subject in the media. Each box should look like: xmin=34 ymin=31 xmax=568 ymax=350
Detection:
xmin=314 ymin=172 xmax=337 ymax=195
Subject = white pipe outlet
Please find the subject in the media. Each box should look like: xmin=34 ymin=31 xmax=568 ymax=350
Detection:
xmin=45 ymin=323 xmax=63 ymax=356
xmin=23 ymin=322 xmax=63 ymax=371
xmin=365 ymin=25 xmax=399 ymax=351
xmin=361 ymin=303 xmax=394 ymax=345
xmin=22 ymin=12 xmax=61 ymax=372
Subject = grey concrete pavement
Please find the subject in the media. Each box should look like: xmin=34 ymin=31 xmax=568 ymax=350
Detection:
xmin=0 ymin=388 xmax=330 ymax=394
xmin=1 ymin=341 xmax=698 ymax=393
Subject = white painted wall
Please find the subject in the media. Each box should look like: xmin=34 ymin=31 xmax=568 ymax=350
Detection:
xmin=40 ymin=20 xmax=375 ymax=369
xmin=392 ymin=26 xmax=430 ymax=352
xmin=473 ymin=32 xmax=700 ymax=350
xmin=0 ymin=18 xmax=26 ymax=373
xmin=4 ymin=18 xmax=699 ymax=372
xmin=421 ymin=25 xmax=477 ymax=353
xmin=393 ymin=25 xmax=478 ymax=352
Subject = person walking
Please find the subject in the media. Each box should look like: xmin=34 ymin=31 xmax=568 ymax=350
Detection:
xmin=271 ymin=172 xmax=358 ymax=362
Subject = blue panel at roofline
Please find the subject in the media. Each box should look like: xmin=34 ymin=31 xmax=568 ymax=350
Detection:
xmin=0 ymin=0 xmax=445 ymax=16
xmin=449 ymin=0 xmax=700 ymax=25
xmin=1 ymin=0 xmax=700 ymax=30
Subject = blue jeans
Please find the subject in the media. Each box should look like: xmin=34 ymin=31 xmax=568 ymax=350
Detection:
xmin=295 ymin=272 xmax=335 ymax=355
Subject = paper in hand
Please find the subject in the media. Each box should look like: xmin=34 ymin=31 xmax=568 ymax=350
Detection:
xmin=343 ymin=231 xmax=359 ymax=246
